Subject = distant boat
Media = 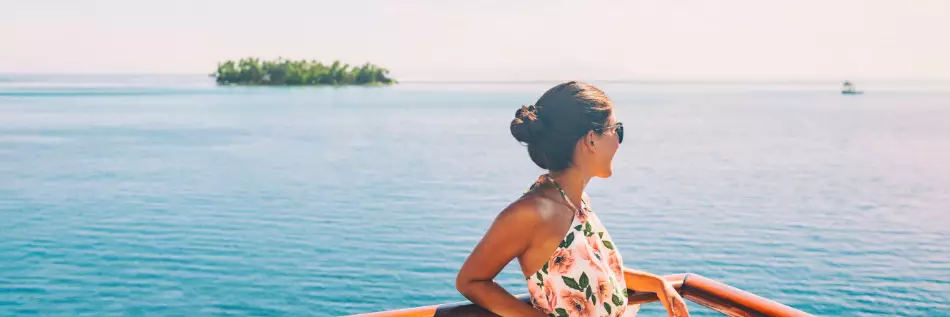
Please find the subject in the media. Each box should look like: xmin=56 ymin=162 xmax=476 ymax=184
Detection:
xmin=841 ymin=81 xmax=863 ymax=95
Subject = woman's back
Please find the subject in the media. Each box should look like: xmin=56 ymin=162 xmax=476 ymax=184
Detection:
xmin=522 ymin=174 xmax=637 ymax=317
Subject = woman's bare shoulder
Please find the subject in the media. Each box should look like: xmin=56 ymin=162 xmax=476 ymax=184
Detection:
xmin=495 ymin=192 xmax=561 ymax=226
xmin=497 ymin=194 xmax=542 ymax=223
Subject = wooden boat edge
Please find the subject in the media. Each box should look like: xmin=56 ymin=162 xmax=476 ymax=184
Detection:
xmin=346 ymin=273 xmax=814 ymax=317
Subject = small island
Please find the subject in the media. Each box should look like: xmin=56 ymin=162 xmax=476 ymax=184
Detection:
xmin=212 ymin=57 xmax=396 ymax=86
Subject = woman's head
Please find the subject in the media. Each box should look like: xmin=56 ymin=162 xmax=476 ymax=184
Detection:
xmin=510 ymin=81 xmax=623 ymax=177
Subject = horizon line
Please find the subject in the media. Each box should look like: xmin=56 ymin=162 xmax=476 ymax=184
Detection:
xmin=1 ymin=73 xmax=949 ymax=84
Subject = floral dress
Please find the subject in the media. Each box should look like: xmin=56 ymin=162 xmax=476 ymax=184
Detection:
xmin=526 ymin=175 xmax=639 ymax=317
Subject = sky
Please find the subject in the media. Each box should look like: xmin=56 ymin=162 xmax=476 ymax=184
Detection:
xmin=2 ymin=0 xmax=949 ymax=81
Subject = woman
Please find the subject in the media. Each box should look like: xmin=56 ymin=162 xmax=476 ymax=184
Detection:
xmin=456 ymin=81 xmax=689 ymax=317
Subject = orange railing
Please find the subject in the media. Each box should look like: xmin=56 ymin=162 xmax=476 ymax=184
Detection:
xmin=347 ymin=273 xmax=814 ymax=317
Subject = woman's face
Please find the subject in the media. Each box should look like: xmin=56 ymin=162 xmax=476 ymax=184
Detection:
xmin=581 ymin=112 xmax=621 ymax=179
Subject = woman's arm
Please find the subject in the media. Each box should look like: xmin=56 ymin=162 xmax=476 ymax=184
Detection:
xmin=624 ymin=268 xmax=690 ymax=317
xmin=456 ymin=200 xmax=547 ymax=317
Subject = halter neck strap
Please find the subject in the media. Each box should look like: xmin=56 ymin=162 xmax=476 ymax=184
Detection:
xmin=529 ymin=174 xmax=585 ymax=214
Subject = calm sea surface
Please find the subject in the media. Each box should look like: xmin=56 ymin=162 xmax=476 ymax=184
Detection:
xmin=1 ymin=75 xmax=948 ymax=316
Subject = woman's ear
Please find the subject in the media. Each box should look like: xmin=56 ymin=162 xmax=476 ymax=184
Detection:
xmin=585 ymin=131 xmax=596 ymax=152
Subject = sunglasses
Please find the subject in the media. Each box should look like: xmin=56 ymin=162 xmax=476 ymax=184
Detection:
xmin=594 ymin=122 xmax=624 ymax=144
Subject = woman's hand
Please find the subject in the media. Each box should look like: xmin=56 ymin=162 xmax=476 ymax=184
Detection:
xmin=622 ymin=269 xmax=690 ymax=317
xmin=656 ymin=281 xmax=689 ymax=317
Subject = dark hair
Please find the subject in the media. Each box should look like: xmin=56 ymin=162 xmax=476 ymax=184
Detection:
xmin=510 ymin=81 xmax=614 ymax=171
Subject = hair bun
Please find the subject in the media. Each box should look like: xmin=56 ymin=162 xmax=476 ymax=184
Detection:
xmin=510 ymin=105 xmax=545 ymax=144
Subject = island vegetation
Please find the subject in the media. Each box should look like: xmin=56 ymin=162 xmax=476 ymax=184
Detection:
xmin=212 ymin=57 xmax=395 ymax=86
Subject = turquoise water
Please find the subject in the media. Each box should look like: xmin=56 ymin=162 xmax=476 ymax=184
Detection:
xmin=1 ymin=75 xmax=949 ymax=316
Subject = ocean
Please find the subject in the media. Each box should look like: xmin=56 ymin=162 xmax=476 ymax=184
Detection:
xmin=1 ymin=75 xmax=948 ymax=316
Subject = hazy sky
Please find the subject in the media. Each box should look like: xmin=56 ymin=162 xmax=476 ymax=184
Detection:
xmin=3 ymin=0 xmax=949 ymax=80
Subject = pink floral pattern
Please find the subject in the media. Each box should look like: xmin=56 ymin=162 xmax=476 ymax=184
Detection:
xmin=529 ymin=280 xmax=553 ymax=314
xmin=544 ymin=275 xmax=559 ymax=311
xmin=561 ymin=289 xmax=596 ymax=317
xmin=577 ymin=244 xmax=606 ymax=274
xmin=587 ymin=235 xmax=603 ymax=260
xmin=596 ymin=278 xmax=612 ymax=305
xmin=608 ymin=251 xmax=624 ymax=281
xmin=549 ymin=248 xmax=577 ymax=275
xmin=525 ymin=175 xmax=638 ymax=317
xmin=575 ymin=208 xmax=589 ymax=225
